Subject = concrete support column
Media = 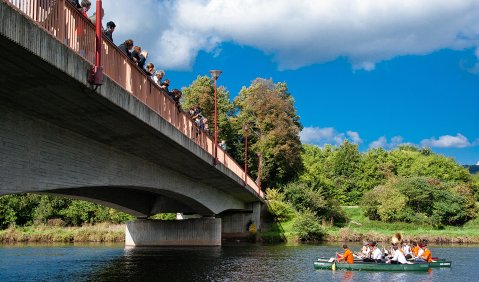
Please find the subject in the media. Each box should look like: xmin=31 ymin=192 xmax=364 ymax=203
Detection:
xmin=219 ymin=201 xmax=263 ymax=241
xmin=125 ymin=218 xmax=221 ymax=246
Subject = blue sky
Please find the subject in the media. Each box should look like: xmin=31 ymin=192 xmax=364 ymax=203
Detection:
xmin=102 ymin=0 xmax=479 ymax=165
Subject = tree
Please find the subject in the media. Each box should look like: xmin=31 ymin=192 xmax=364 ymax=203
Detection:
xmin=361 ymin=176 xmax=478 ymax=226
xmin=232 ymin=78 xmax=303 ymax=188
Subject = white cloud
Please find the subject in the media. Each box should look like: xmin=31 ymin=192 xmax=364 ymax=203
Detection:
xmin=347 ymin=131 xmax=363 ymax=144
xmin=420 ymin=133 xmax=476 ymax=148
xmin=369 ymin=136 xmax=387 ymax=149
xmin=476 ymin=161 xmax=479 ymax=165
xmin=368 ymin=136 xmax=405 ymax=149
xmin=300 ymin=127 xmax=361 ymax=145
xmin=103 ymin=0 xmax=479 ymax=71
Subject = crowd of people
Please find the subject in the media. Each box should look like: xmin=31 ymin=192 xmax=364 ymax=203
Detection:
xmin=337 ymin=239 xmax=433 ymax=265
xmin=188 ymin=106 xmax=210 ymax=135
xmin=69 ymin=1 xmax=217 ymax=137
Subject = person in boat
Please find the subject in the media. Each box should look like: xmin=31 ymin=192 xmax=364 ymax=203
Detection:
xmin=387 ymin=244 xmax=408 ymax=264
xmin=411 ymin=241 xmax=420 ymax=257
xmin=420 ymin=243 xmax=433 ymax=262
xmin=355 ymin=241 xmax=371 ymax=259
xmin=337 ymin=244 xmax=354 ymax=264
xmin=402 ymin=240 xmax=412 ymax=259
xmin=416 ymin=242 xmax=425 ymax=258
xmin=370 ymin=242 xmax=383 ymax=262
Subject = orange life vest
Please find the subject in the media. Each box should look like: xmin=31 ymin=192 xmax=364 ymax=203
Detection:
xmin=422 ymin=248 xmax=432 ymax=262
xmin=412 ymin=246 xmax=419 ymax=257
xmin=343 ymin=249 xmax=354 ymax=264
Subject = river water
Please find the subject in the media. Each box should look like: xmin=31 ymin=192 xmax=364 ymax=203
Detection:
xmin=1 ymin=243 xmax=478 ymax=281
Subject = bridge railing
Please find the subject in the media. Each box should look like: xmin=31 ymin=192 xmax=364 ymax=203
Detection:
xmin=4 ymin=0 xmax=263 ymax=199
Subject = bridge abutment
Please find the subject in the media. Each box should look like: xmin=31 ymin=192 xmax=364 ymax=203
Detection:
xmin=125 ymin=218 xmax=222 ymax=246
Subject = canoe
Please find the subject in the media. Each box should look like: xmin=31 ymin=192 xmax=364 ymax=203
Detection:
xmin=314 ymin=259 xmax=430 ymax=271
xmin=429 ymin=260 xmax=452 ymax=267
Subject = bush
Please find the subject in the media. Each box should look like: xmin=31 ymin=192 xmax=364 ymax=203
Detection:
xmin=282 ymin=182 xmax=348 ymax=225
xmin=266 ymin=188 xmax=295 ymax=222
xmin=150 ymin=213 xmax=177 ymax=220
xmin=361 ymin=176 xmax=478 ymax=226
xmin=292 ymin=210 xmax=325 ymax=241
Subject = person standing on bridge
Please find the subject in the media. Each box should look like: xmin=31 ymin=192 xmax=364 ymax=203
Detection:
xmin=104 ymin=21 xmax=116 ymax=43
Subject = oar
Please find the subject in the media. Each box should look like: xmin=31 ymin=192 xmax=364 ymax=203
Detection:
xmin=332 ymin=259 xmax=337 ymax=271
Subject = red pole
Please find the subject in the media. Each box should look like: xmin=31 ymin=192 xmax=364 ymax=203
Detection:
xmin=95 ymin=0 xmax=102 ymax=67
xmin=88 ymin=0 xmax=103 ymax=85
xmin=213 ymin=77 xmax=218 ymax=165
xmin=244 ymin=125 xmax=248 ymax=185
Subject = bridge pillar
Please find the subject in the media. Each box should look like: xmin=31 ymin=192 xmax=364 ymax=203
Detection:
xmin=219 ymin=202 xmax=262 ymax=241
xmin=125 ymin=218 xmax=221 ymax=246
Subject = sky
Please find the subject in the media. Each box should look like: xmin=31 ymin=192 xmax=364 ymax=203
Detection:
xmin=99 ymin=0 xmax=479 ymax=165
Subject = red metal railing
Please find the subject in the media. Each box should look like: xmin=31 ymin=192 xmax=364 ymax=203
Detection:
xmin=4 ymin=0 xmax=263 ymax=199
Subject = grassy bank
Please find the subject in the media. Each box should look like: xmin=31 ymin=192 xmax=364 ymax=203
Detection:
xmin=266 ymin=206 xmax=479 ymax=244
xmin=0 ymin=223 xmax=125 ymax=243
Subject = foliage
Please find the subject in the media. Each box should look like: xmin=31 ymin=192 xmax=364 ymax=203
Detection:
xmin=282 ymin=181 xmax=347 ymax=225
xmin=150 ymin=213 xmax=177 ymax=220
xmin=300 ymin=142 xmax=365 ymax=205
xmin=265 ymin=188 xmax=295 ymax=222
xmin=0 ymin=194 xmax=133 ymax=229
xmin=361 ymin=177 xmax=478 ymax=226
xmin=292 ymin=209 xmax=326 ymax=241
xmin=232 ymin=78 xmax=303 ymax=188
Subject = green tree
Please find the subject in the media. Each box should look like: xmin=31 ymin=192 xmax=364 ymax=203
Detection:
xmin=232 ymin=78 xmax=303 ymax=188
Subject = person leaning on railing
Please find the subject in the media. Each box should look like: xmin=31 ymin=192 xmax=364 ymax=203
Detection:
xmin=79 ymin=0 xmax=91 ymax=17
xmin=118 ymin=39 xmax=134 ymax=60
xmin=153 ymin=70 xmax=165 ymax=85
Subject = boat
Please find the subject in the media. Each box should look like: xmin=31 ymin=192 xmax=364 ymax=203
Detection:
xmin=429 ymin=259 xmax=452 ymax=268
xmin=314 ymin=258 xmax=430 ymax=271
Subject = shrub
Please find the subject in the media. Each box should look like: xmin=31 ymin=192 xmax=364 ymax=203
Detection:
xmin=282 ymin=182 xmax=348 ymax=225
xmin=292 ymin=210 xmax=325 ymax=241
xmin=361 ymin=176 xmax=478 ymax=226
xmin=266 ymin=188 xmax=295 ymax=222
xmin=150 ymin=213 xmax=177 ymax=220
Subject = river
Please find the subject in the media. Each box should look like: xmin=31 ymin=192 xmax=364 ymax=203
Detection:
xmin=1 ymin=243 xmax=478 ymax=281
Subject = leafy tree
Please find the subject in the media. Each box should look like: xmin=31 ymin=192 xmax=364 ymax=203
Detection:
xmin=232 ymin=78 xmax=303 ymax=188
xmin=361 ymin=176 xmax=478 ymax=226
xmin=33 ymin=195 xmax=71 ymax=224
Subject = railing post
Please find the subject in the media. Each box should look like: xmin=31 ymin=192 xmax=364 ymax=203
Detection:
xmin=59 ymin=0 xmax=65 ymax=43
xmin=87 ymin=0 xmax=103 ymax=85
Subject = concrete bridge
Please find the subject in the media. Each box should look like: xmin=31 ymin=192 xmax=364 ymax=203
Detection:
xmin=0 ymin=0 xmax=266 ymax=246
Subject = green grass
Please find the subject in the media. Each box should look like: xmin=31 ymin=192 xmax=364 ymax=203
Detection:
xmin=0 ymin=223 xmax=125 ymax=243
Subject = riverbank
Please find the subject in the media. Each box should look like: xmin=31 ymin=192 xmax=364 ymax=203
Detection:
xmin=274 ymin=206 xmax=479 ymax=244
xmin=0 ymin=223 xmax=124 ymax=243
